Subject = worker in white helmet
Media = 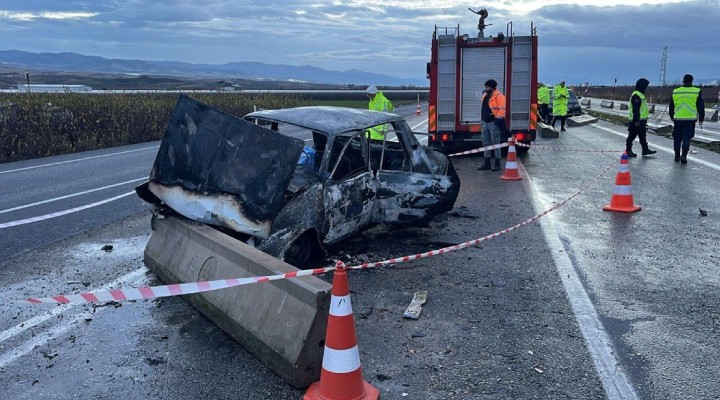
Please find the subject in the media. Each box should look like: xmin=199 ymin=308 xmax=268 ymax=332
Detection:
xmin=366 ymin=85 xmax=394 ymax=141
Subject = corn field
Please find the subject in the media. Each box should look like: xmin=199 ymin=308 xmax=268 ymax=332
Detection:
xmin=0 ymin=92 xmax=304 ymax=164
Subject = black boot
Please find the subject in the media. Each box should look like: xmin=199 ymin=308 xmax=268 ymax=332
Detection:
xmin=477 ymin=158 xmax=491 ymax=170
xmin=560 ymin=120 xmax=566 ymax=132
xmin=674 ymin=148 xmax=681 ymax=162
xmin=642 ymin=148 xmax=657 ymax=156
xmin=492 ymin=158 xmax=502 ymax=172
xmin=680 ymin=149 xmax=688 ymax=164
xmin=626 ymin=148 xmax=638 ymax=158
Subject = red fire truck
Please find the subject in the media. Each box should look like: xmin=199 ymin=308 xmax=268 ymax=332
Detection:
xmin=427 ymin=11 xmax=538 ymax=154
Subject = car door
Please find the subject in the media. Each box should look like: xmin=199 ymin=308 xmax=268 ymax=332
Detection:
xmin=373 ymin=121 xmax=459 ymax=225
xmin=321 ymin=131 xmax=377 ymax=244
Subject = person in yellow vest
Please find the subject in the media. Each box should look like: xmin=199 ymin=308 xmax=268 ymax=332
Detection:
xmin=366 ymin=85 xmax=394 ymax=141
xmin=477 ymin=79 xmax=506 ymax=172
xmin=551 ymin=80 xmax=568 ymax=132
xmin=625 ymin=78 xmax=656 ymax=158
xmin=537 ymin=82 xmax=550 ymax=124
xmin=669 ymin=74 xmax=705 ymax=164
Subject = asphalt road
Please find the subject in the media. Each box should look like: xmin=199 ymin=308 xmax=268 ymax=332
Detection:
xmin=1 ymin=104 xmax=719 ymax=399
xmin=583 ymin=96 xmax=720 ymax=142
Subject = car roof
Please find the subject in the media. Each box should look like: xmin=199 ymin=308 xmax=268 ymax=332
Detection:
xmin=246 ymin=106 xmax=403 ymax=136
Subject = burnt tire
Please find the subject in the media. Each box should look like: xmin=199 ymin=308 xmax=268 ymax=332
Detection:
xmin=284 ymin=231 xmax=322 ymax=269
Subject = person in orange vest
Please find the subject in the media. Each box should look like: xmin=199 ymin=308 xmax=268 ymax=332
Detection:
xmin=477 ymin=79 xmax=506 ymax=172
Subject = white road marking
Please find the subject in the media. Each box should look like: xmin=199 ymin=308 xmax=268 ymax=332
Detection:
xmin=0 ymin=177 xmax=147 ymax=215
xmin=592 ymin=124 xmax=720 ymax=172
xmin=0 ymin=191 xmax=136 ymax=229
xmin=520 ymin=161 xmax=639 ymax=400
xmin=0 ymin=268 xmax=146 ymax=349
xmin=0 ymin=146 xmax=158 ymax=175
xmin=411 ymin=119 xmax=429 ymax=144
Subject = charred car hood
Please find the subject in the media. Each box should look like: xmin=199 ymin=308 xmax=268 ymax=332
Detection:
xmin=145 ymin=95 xmax=304 ymax=238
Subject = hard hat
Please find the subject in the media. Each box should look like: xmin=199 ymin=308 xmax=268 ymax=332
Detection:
xmin=366 ymin=85 xmax=378 ymax=95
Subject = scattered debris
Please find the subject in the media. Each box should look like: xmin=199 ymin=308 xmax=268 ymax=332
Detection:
xmin=376 ymin=373 xmax=391 ymax=382
xmin=83 ymin=313 xmax=93 ymax=322
xmin=450 ymin=207 xmax=479 ymax=219
xmin=699 ymin=208 xmax=708 ymax=217
xmin=403 ymin=291 xmax=428 ymax=320
xmin=32 ymin=380 xmax=39 ymax=386
xmin=533 ymin=365 xmax=545 ymax=374
xmin=101 ymin=244 xmax=113 ymax=252
xmin=93 ymin=301 xmax=122 ymax=309
xmin=144 ymin=357 xmax=167 ymax=366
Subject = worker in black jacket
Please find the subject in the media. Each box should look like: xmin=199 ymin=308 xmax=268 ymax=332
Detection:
xmin=626 ymin=78 xmax=656 ymax=157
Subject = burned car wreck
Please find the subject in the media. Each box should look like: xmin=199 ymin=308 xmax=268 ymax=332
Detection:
xmin=137 ymin=95 xmax=460 ymax=267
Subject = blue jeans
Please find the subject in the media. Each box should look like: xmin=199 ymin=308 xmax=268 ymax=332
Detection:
xmin=482 ymin=121 xmax=501 ymax=159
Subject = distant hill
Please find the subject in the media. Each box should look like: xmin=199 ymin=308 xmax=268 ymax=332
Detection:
xmin=0 ymin=50 xmax=425 ymax=87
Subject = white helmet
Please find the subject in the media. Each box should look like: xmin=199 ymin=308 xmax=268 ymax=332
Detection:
xmin=366 ymin=85 xmax=378 ymax=95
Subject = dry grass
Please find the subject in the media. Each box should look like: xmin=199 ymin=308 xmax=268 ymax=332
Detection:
xmin=0 ymin=92 xmax=303 ymax=163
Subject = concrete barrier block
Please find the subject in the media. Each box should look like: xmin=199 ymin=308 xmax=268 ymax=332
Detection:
xmin=144 ymin=216 xmax=332 ymax=388
xmin=567 ymin=115 xmax=599 ymax=127
xmin=600 ymin=100 xmax=614 ymax=109
xmin=691 ymin=136 xmax=720 ymax=147
xmin=647 ymin=123 xmax=673 ymax=134
xmin=538 ymin=122 xmax=559 ymax=138
xmin=619 ymin=103 xmax=629 ymax=111
xmin=580 ymin=98 xmax=591 ymax=107
xmin=708 ymin=108 xmax=719 ymax=122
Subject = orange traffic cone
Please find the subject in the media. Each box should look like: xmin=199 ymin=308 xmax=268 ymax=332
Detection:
xmin=500 ymin=138 xmax=523 ymax=181
xmin=602 ymin=152 xmax=641 ymax=213
xmin=416 ymin=102 xmax=421 ymax=116
xmin=304 ymin=261 xmax=379 ymax=400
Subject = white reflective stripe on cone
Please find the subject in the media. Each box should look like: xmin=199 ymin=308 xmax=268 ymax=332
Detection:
xmin=508 ymin=148 xmax=516 ymax=153
xmin=329 ymin=295 xmax=353 ymax=317
xmin=613 ymin=185 xmax=633 ymax=195
xmin=505 ymin=161 xmax=518 ymax=169
xmin=618 ymin=164 xmax=630 ymax=173
xmin=322 ymin=345 xmax=361 ymax=374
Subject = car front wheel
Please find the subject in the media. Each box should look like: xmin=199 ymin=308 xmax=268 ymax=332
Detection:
xmin=283 ymin=231 xmax=322 ymax=269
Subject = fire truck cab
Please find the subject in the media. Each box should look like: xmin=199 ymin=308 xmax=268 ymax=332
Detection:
xmin=427 ymin=15 xmax=538 ymax=155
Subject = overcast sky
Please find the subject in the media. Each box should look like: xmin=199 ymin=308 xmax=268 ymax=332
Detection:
xmin=0 ymin=1 xmax=718 ymax=86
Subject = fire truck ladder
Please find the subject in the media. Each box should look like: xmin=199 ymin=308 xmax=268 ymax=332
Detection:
xmin=437 ymin=27 xmax=458 ymax=131
xmin=510 ymin=36 xmax=533 ymax=131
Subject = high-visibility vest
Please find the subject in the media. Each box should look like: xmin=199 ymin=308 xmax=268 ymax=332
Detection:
xmin=672 ymin=86 xmax=701 ymax=120
xmin=627 ymin=90 xmax=648 ymax=121
xmin=367 ymin=92 xmax=394 ymax=140
xmin=481 ymin=90 xmax=506 ymax=119
xmin=552 ymin=84 xmax=568 ymax=116
xmin=538 ymin=86 xmax=550 ymax=105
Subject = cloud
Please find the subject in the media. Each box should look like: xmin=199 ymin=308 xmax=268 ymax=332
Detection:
xmin=0 ymin=1 xmax=717 ymax=84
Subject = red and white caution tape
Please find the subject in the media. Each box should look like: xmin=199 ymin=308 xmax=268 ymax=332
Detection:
xmin=21 ymin=158 xmax=618 ymax=305
xmin=344 ymin=156 xmax=618 ymax=270
xmin=24 ymin=266 xmax=337 ymax=304
xmin=515 ymin=142 xmax=621 ymax=153
xmin=449 ymin=142 xmax=509 ymax=157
